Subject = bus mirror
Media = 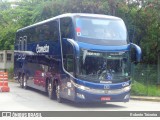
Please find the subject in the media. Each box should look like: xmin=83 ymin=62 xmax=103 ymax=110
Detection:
xmin=131 ymin=43 xmax=142 ymax=62
xmin=66 ymin=39 xmax=80 ymax=55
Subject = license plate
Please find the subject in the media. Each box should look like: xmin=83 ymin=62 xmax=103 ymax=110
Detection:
xmin=101 ymin=97 xmax=111 ymax=101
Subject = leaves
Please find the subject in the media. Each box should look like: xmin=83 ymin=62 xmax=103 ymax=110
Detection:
xmin=0 ymin=0 xmax=160 ymax=63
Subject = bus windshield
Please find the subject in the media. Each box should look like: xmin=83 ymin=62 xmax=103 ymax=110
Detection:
xmin=77 ymin=50 xmax=130 ymax=83
xmin=75 ymin=17 xmax=127 ymax=45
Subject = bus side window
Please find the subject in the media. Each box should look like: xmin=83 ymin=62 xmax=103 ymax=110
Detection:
xmin=60 ymin=17 xmax=74 ymax=39
xmin=25 ymin=29 xmax=30 ymax=43
xmin=36 ymin=26 xmax=44 ymax=41
xmin=39 ymin=24 xmax=50 ymax=41
xmin=62 ymin=42 xmax=74 ymax=74
xmin=33 ymin=27 xmax=39 ymax=42
xmin=44 ymin=21 xmax=59 ymax=41
xmin=26 ymin=27 xmax=37 ymax=43
xmin=50 ymin=21 xmax=59 ymax=41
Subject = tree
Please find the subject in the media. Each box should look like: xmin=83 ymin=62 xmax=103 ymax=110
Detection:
xmin=0 ymin=0 xmax=160 ymax=64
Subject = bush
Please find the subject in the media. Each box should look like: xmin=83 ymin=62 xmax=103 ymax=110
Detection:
xmin=8 ymin=66 xmax=14 ymax=79
xmin=131 ymin=81 xmax=160 ymax=96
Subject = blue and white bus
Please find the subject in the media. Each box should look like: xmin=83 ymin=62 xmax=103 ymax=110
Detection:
xmin=14 ymin=13 xmax=141 ymax=103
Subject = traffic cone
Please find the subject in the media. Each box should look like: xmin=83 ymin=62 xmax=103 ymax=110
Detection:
xmin=0 ymin=81 xmax=8 ymax=86
xmin=0 ymin=86 xmax=10 ymax=92
xmin=0 ymin=72 xmax=10 ymax=92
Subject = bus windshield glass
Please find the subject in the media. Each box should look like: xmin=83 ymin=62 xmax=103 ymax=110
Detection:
xmin=75 ymin=17 xmax=127 ymax=45
xmin=77 ymin=50 xmax=130 ymax=83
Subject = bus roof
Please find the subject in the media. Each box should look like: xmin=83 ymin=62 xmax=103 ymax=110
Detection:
xmin=17 ymin=13 xmax=121 ymax=32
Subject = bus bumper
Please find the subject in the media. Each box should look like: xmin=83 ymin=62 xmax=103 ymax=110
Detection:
xmin=75 ymin=89 xmax=130 ymax=103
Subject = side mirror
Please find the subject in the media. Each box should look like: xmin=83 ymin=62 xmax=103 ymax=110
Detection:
xmin=130 ymin=43 xmax=142 ymax=62
xmin=66 ymin=39 xmax=80 ymax=76
xmin=61 ymin=38 xmax=80 ymax=76
xmin=66 ymin=39 xmax=80 ymax=56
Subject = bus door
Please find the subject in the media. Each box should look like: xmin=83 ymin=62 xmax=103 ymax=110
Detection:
xmin=61 ymin=38 xmax=76 ymax=101
xmin=60 ymin=17 xmax=76 ymax=100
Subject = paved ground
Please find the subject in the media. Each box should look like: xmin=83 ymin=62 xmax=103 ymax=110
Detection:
xmin=0 ymin=82 xmax=160 ymax=111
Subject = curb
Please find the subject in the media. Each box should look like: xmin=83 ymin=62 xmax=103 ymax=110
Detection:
xmin=131 ymin=96 xmax=160 ymax=102
xmin=8 ymin=79 xmax=16 ymax=82
xmin=8 ymin=79 xmax=19 ymax=83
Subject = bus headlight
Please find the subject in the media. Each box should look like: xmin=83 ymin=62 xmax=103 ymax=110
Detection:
xmin=75 ymin=83 xmax=90 ymax=91
xmin=71 ymin=80 xmax=91 ymax=91
xmin=123 ymin=85 xmax=131 ymax=92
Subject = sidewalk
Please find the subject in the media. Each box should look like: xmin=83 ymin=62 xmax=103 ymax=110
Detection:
xmin=131 ymin=96 xmax=160 ymax=102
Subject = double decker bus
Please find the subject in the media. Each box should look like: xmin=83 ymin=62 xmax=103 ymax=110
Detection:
xmin=14 ymin=13 xmax=141 ymax=103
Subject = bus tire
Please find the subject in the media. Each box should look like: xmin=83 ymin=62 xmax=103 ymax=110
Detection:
xmin=55 ymin=81 xmax=62 ymax=103
xmin=48 ymin=79 xmax=54 ymax=99
xmin=23 ymin=75 xmax=28 ymax=89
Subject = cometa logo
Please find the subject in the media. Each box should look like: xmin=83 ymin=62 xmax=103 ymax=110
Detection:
xmin=36 ymin=44 xmax=49 ymax=53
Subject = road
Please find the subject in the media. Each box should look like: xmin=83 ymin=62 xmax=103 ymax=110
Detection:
xmin=0 ymin=82 xmax=160 ymax=111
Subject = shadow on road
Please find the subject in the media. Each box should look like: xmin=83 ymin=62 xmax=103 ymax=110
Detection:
xmin=61 ymin=99 xmax=127 ymax=109
xmin=23 ymin=86 xmax=127 ymax=109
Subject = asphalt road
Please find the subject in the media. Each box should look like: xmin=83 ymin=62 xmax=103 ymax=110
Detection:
xmin=0 ymin=82 xmax=160 ymax=111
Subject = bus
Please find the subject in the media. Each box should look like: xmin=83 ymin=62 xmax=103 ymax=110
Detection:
xmin=14 ymin=13 xmax=141 ymax=103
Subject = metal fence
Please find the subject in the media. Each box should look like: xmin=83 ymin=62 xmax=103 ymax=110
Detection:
xmin=131 ymin=64 xmax=160 ymax=96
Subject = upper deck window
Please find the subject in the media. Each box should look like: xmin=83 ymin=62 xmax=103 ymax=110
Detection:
xmin=60 ymin=17 xmax=74 ymax=39
xmin=75 ymin=16 xmax=128 ymax=46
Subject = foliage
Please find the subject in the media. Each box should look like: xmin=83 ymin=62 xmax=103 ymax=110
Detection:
xmin=131 ymin=81 xmax=160 ymax=96
xmin=8 ymin=65 xmax=14 ymax=79
xmin=0 ymin=0 xmax=160 ymax=64
xmin=131 ymin=63 xmax=159 ymax=96
xmin=132 ymin=64 xmax=158 ymax=84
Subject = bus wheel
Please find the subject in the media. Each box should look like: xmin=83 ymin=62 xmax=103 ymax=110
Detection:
xmin=20 ymin=75 xmax=24 ymax=88
xmin=23 ymin=75 xmax=28 ymax=89
xmin=55 ymin=81 xmax=62 ymax=103
xmin=48 ymin=80 xmax=54 ymax=99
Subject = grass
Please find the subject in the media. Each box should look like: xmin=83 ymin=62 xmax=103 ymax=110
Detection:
xmin=131 ymin=81 xmax=160 ymax=97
